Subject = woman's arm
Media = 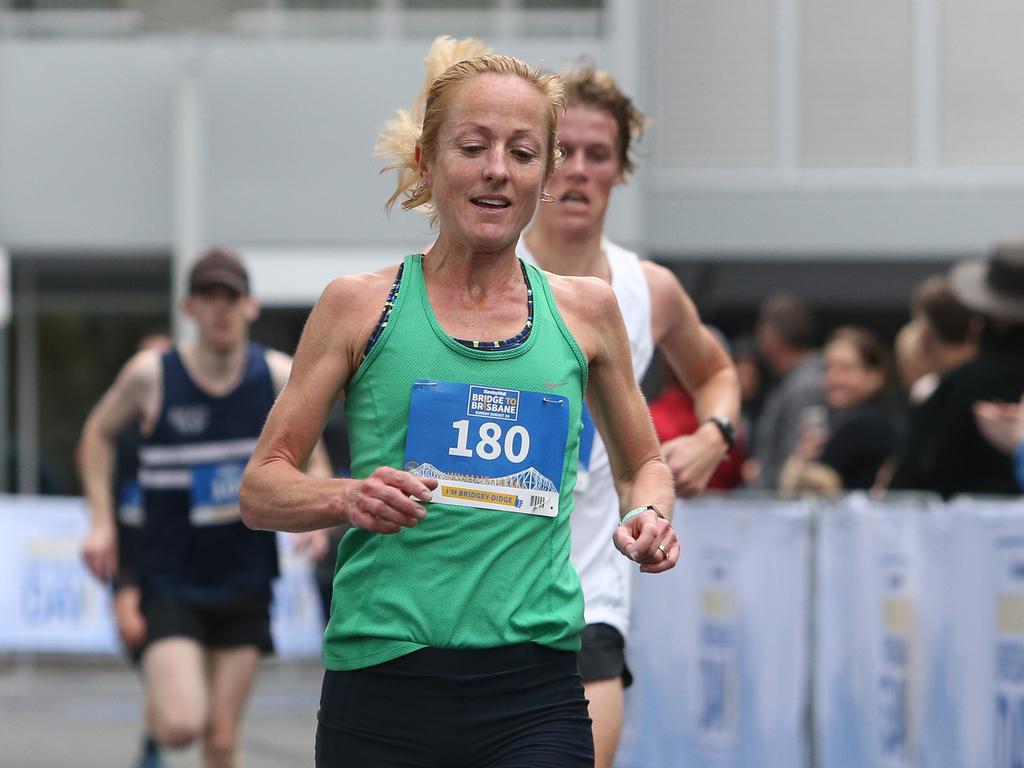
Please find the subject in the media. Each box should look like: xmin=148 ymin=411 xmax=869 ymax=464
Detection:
xmin=240 ymin=271 xmax=436 ymax=534
xmin=552 ymin=274 xmax=678 ymax=573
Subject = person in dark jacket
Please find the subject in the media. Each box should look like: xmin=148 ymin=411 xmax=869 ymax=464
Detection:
xmin=974 ymin=394 xmax=1024 ymax=491
xmin=888 ymin=276 xmax=981 ymax=493
xmin=781 ymin=326 xmax=897 ymax=492
xmin=889 ymin=239 xmax=1024 ymax=498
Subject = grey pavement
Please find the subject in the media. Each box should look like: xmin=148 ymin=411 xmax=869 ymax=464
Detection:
xmin=0 ymin=654 xmax=323 ymax=768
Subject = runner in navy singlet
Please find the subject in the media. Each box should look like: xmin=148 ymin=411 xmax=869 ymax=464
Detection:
xmin=79 ymin=248 xmax=330 ymax=768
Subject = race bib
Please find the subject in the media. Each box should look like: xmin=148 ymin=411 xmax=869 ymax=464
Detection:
xmin=404 ymin=381 xmax=570 ymax=517
xmin=117 ymin=479 xmax=144 ymax=528
xmin=190 ymin=461 xmax=245 ymax=526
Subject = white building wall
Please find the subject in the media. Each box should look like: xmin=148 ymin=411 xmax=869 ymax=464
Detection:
xmin=2 ymin=1 xmax=1024 ymax=264
xmin=645 ymin=0 xmax=1024 ymax=258
xmin=0 ymin=37 xmax=616 ymax=254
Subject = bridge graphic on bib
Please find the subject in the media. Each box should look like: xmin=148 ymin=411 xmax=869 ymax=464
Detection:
xmin=406 ymin=462 xmax=557 ymax=493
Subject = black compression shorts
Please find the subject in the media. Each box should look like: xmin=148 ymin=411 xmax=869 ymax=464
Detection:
xmin=577 ymin=622 xmax=633 ymax=687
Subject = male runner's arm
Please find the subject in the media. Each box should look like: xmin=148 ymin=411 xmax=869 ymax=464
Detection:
xmin=642 ymin=261 xmax=741 ymax=497
xmin=77 ymin=350 xmax=161 ymax=582
xmin=240 ymin=270 xmax=436 ymax=535
xmin=553 ymin=274 xmax=678 ymax=573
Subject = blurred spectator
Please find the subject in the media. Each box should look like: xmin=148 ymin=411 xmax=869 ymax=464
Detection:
xmin=890 ymin=240 xmax=1024 ymax=497
xmin=780 ymin=461 xmax=843 ymax=498
xmin=648 ymin=352 xmax=745 ymax=492
xmin=879 ymin=320 xmax=934 ymax=489
xmin=748 ymin=294 xmax=825 ymax=490
xmin=732 ymin=334 xmax=768 ymax=450
xmin=894 ymin=320 xmax=938 ymax=406
xmin=974 ymin=395 xmax=1024 ymax=491
xmin=912 ymin=274 xmax=982 ymax=377
xmin=889 ymin=276 xmax=981 ymax=491
xmin=780 ymin=326 xmax=898 ymax=493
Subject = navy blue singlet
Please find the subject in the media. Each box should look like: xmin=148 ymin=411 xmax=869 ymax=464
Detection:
xmin=137 ymin=343 xmax=279 ymax=603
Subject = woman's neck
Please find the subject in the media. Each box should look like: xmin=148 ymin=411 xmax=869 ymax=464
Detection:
xmin=423 ymin=235 xmax=523 ymax=298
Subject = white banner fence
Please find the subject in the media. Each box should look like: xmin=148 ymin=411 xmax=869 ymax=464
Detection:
xmin=617 ymin=493 xmax=1024 ymax=768
xmin=3 ymin=492 xmax=1024 ymax=767
xmin=0 ymin=494 xmax=324 ymax=658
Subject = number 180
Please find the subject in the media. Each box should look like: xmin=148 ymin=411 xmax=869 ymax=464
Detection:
xmin=448 ymin=420 xmax=530 ymax=463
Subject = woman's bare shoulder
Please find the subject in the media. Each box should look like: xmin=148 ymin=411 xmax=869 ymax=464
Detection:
xmin=543 ymin=271 xmax=620 ymax=360
xmin=544 ymin=271 xmax=618 ymax=321
xmin=317 ymin=264 xmax=403 ymax=315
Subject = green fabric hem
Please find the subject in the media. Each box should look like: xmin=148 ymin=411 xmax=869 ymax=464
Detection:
xmin=322 ymin=635 xmax=581 ymax=672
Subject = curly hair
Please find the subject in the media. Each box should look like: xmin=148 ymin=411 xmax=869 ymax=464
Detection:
xmin=561 ymin=63 xmax=648 ymax=179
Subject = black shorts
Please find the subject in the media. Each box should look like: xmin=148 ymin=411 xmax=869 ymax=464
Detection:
xmin=577 ymin=623 xmax=633 ymax=688
xmin=315 ymin=643 xmax=593 ymax=767
xmin=141 ymin=591 xmax=274 ymax=655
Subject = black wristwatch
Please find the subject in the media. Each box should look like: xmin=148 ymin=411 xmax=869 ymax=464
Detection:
xmin=705 ymin=416 xmax=736 ymax=449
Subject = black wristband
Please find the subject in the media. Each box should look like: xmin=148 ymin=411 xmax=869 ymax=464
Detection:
xmin=705 ymin=416 xmax=736 ymax=449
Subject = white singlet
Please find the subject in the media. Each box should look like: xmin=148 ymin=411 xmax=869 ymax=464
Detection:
xmin=517 ymin=237 xmax=654 ymax=638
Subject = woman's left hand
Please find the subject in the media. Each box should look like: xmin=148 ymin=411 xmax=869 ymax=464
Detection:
xmin=613 ymin=509 xmax=679 ymax=573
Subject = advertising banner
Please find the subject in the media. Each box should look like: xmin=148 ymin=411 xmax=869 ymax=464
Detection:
xmin=0 ymin=495 xmax=324 ymax=657
xmin=0 ymin=496 xmax=118 ymax=653
xmin=942 ymin=497 xmax=1024 ymax=768
xmin=816 ymin=494 xmax=954 ymax=768
xmin=618 ymin=497 xmax=811 ymax=768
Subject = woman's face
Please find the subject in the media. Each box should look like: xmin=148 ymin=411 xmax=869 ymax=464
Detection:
xmin=419 ymin=73 xmax=549 ymax=254
xmin=824 ymin=338 xmax=883 ymax=410
xmin=531 ymin=104 xmax=622 ymax=241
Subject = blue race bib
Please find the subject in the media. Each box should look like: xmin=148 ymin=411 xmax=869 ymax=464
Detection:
xmin=404 ymin=380 xmax=570 ymax=517
xmin=117 ymin=479 xmax=144 ymax=528
xmin=189 ymin=461 xmax=245 ymax=526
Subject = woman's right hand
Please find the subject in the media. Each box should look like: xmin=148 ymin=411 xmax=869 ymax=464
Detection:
xmin=344 ymin=467 xmax=438 ymax=534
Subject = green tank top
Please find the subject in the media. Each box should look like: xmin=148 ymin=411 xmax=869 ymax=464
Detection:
xmin=324 ymin=254 xmax=589 ymax=671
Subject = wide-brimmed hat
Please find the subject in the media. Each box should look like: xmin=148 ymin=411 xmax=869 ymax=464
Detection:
xmin=188 ymin=248 xmax=249 ymax=296
xmin=949 ymin=239 xmax=1024 ymax=322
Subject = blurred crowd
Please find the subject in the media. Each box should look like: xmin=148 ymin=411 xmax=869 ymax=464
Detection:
xmin=648 ymin=238 xmax=1024 ymax=501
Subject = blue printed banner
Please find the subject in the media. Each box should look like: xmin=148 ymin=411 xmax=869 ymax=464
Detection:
xmin=617 ymin=498 xmax=811 ymax=768
xmin=404 ymin=380 xmax=570 ymax=517
xmin=0 ymin=496 xmax=117 ymax=653
xmin=0 ymin=495 xmax=327 ymax=657
xmin=816 ymin=494 xmax=955 ymax=768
